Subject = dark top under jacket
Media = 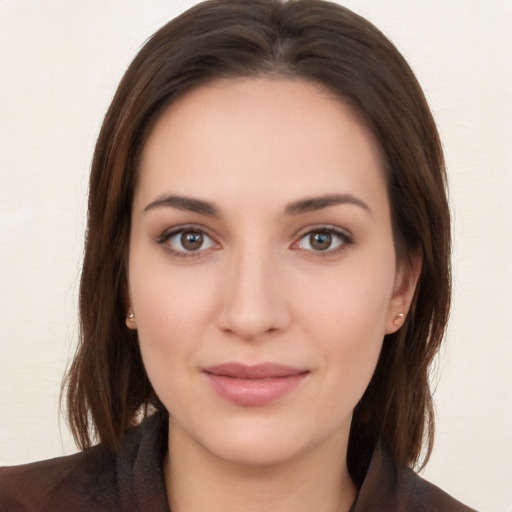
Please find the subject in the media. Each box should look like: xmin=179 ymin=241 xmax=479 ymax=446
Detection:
xmin=0 ymin=412 xmax=476 ymax=511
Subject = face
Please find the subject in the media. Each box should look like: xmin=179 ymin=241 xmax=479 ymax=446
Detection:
xmin=127 ymin=78 xmax=417 ymax=467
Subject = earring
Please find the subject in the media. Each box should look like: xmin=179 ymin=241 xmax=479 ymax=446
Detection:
xmin=127 ymin=308 xmax=135 ymax=321
xmin=393 ymin=313 xmax=405 ymax=326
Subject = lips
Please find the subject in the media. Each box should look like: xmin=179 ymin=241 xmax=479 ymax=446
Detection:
xmin=203 ymin=362 xmax=309 ymax=406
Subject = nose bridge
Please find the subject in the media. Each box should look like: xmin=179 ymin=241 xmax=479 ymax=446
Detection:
xmin=218 ymin=240 xmax=289 ymax=339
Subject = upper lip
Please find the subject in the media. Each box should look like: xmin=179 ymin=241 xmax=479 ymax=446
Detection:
xmin=203 ymin=362 xmax=308 ymax=379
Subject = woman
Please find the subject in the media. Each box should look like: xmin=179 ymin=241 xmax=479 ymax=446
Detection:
xmin=0 ymin=1 xmax=476 ymax=510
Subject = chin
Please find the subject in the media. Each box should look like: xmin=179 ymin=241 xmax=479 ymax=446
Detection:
xmin=185 ymin=411 xmax=348 ymax=469
xmin=203 ymin=431 xmax=308 ymax=468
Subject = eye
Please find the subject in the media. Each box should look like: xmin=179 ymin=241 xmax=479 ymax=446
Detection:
xmin=293 ymin=227 xmax=353 ymax=254
xmin=157 ymin=227 xmax=218 ymax=256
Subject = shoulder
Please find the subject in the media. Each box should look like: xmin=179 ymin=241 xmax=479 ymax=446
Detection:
xmin=352 ymin=442 xmax=477 ymax=512
xmin=398 ymin=466 xmax=477 ymax=512
xmin=0 ymin=442 xmax=118 ymax=512
xmin=0 ymin=411 xmax=169 ymax=512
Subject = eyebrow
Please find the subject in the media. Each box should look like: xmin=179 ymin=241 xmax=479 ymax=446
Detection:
xmin=284 ymin=194 xmax=371 ymax=216
xmin=143 ymin=193 xmax=370 ymax=217
xmin=143 ymin=195 xmax=219 ymax=216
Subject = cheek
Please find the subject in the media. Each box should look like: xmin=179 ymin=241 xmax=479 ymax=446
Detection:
xmin=294 ymin=255 xmax=395 ymax=399
xmin=297 ymin=253 xmax=394 ymax=340
xmin=127 ymin=249 xmax=217 ymax=383
xmin=130 ymin=275 xmax=212 ymax=412
xmin=311 ymin=295 xmax=385 ymax=397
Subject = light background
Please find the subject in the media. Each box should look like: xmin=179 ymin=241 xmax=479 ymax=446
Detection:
xmin=0 ymin=1 xmax=511 ymax=511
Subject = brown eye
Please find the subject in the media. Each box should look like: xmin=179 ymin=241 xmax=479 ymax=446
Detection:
xmin=309 ymin=232 xmax=332 ymax=251
xmin=181 ymin=231 xmax=204 ymax=251
xmin=294 ymin=227 xmax=351 ymax=254
xmin=160 ymin=227 xmax=217 ymax=256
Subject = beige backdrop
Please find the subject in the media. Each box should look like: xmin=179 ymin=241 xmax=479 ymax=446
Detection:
xmin=1 ymin=1 xmax=511 ymax=511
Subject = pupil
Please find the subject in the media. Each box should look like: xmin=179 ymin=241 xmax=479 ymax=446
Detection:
xmin=310 ymin=232 xmax=332 ymax=250
xmin=181 ymin=231 xmax=203 ymax=251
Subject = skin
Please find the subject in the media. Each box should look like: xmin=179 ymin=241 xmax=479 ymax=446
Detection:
xmin=127 ymin=78 xmax=420 ymax=512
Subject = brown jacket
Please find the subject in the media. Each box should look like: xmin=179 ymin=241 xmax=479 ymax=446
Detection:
xmin=0 ymin=413 xmax=476 ymax=511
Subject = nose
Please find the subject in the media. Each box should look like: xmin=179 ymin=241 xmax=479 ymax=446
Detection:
xmin=217 ymin=247 xmax=291 ymax=341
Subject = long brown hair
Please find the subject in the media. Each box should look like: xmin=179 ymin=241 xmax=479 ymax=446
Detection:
xmin=64 ymin=0 xmax=450 ymax=479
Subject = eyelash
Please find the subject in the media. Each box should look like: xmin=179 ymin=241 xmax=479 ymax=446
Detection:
xmin=155 ymin=225 xmax=219 ymax=258
xmin=293 ymin=225 xmax=354 ymax=256
xmin=155 ymin=224 xmax=354 ymax=258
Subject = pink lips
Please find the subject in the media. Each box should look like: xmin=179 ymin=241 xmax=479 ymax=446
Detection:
xmin=203 ymin=362 xmax=308 ymax=406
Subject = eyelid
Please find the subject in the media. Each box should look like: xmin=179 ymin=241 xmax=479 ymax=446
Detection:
xmin=291 ymin=224 xmax=354 ymax=254
xmin=155 ymin=224 xmax=221 ymax=257
xmin=154 ymin=223 xmax=353 ymax=257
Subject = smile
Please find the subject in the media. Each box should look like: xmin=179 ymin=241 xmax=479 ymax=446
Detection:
xmin=203 ymin=362 xmax=309 ymax=406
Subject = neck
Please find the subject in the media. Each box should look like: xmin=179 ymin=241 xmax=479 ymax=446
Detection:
xmin=164 ymin=418 xmax=357 ymax=512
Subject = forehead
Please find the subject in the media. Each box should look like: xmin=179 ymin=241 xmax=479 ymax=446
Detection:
xmin=135 ymin=78 xmax=387 ymax=212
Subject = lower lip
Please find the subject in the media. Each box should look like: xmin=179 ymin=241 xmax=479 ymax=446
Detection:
xmin=204 ymin=373 xmax=308 ymax=406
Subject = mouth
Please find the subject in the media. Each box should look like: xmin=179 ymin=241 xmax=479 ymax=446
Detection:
xmin=202 ymin=362 xmax=309 ymax=406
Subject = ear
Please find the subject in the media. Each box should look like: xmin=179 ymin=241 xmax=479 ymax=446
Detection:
xmin=385 ymin=251 xmax=422 ymax=334
xmin=124 ymin=282 xmax=137 ymax=330
xmin=126 ymin=306 xmax=137 ymax=330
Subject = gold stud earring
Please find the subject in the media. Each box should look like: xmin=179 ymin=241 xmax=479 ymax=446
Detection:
xmin=393 ymin=313 xmax=405 ymax=326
